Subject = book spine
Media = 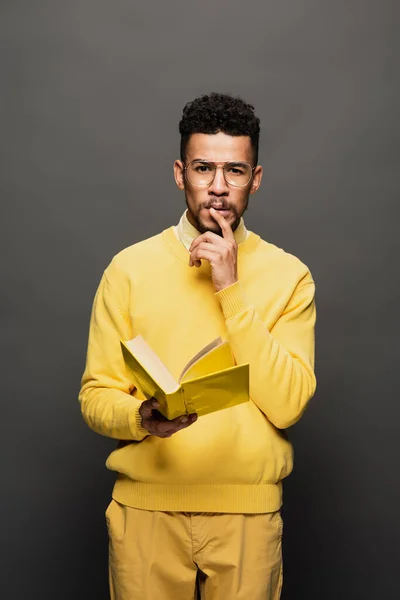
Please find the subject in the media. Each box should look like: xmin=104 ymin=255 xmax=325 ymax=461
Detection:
xmin=180 ymin=387 xmax=188 ymax=415
xmin=182 ymin=385 xmax=199 ymax=416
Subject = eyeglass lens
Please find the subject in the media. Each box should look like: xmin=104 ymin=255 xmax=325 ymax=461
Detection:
xmin=186 ymin=161 xmax=252 ymax=186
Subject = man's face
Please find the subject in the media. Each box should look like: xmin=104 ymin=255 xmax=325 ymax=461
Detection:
xmin=174 ymin=132 xmax=263 ymax=236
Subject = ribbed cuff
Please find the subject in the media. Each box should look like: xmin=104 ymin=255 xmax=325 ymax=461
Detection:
xmin=214 ymin=281 xmax=249 ymax=319
xmin=129 ymin=405 xmax=150 ymax=441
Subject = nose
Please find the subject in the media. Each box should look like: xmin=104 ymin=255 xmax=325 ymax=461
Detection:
xmin=209 ymin=166 xmax=229 ymax=195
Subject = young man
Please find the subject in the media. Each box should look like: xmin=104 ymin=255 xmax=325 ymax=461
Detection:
xmin=79 ymin=92 xmax=317 ymax=600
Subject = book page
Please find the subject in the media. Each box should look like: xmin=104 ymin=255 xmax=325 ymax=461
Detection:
xmin=179 ymin=337 xmax=223 ymax=382
xmin=123 ymin=336 xmax=179 ymax=394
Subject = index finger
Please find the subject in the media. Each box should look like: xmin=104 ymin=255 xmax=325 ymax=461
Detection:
xmin=209 ymin=207 xmax=235 ymax=241
xmin=189 ymin=230 xmax=225 ymax=252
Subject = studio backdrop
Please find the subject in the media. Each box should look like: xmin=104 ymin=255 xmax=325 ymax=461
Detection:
xmin=1 ymin=1 xmax=398 ymax=599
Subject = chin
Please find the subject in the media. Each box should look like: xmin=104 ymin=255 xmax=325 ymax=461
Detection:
xmin=201 ymin=218 xmax=240 ymax=237
xmin=197 ymin=221 xmax=222 ymax=236
xmin=186 ymin=204 xmax=240 ymax=235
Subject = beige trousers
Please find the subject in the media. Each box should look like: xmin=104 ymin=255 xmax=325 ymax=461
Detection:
xmin=106 ymin=499 xmax=283 ymax=600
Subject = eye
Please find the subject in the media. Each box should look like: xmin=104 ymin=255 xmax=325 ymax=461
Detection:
xmin=227 ymin=166 xmax=245 ymax=175
xmin=195 ymin=164 xmax=212 ymax=172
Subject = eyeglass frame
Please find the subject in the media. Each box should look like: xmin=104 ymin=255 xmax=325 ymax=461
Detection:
xmin=182 ymin=160 xmax=257 ymax=188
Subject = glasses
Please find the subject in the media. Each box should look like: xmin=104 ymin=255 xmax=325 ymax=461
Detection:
xmin=183 ymin=160 xmax=256 ymax=187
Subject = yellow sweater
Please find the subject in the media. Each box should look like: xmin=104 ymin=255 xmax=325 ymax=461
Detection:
xmin=79 ymin=224 xmax=316 ymax=513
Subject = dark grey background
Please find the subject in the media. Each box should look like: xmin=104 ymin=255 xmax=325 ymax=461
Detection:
xmin=1 ymin=1 xmax=398 ymax=598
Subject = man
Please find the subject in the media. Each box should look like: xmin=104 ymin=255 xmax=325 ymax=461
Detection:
xmin=79 ymin=92 xmax=316 ymax=599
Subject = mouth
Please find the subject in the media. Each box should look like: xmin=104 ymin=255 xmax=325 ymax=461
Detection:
xmin=206 ymin=207 xmax=231 ymax=217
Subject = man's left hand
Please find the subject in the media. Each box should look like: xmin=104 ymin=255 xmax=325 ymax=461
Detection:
xmin=189 ymin=207 xmax=238 ymax=292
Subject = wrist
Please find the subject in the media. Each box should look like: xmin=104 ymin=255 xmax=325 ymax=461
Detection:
xmin=130 ymin=405 xmax=151 ymax=440
xmin=215 ymin=276 xmax=238 ymax=293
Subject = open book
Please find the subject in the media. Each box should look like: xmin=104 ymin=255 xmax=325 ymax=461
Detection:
xmin=121 ymin=336 xmax=249 ymax=420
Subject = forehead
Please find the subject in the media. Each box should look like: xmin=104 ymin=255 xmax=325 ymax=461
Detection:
xmin=185 ymin=132 xmax=253 ymax=163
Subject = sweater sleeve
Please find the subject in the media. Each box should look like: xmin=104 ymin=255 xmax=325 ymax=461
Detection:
xmin=214 ymin=272 xmax=316 ymax=429
xmin=78 ymin=267 xmax=149 ymax=441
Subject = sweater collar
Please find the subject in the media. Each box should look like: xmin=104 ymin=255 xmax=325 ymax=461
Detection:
xmin=163 ymin=216 xmax=260 ymax=277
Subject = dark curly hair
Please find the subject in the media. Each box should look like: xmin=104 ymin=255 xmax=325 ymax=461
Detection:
xmin=179 ymin=92 xmax=260 ymax=165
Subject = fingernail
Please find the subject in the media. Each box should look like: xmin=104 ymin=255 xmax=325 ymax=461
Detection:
xmin=152 ymin=400 xmax=159 ymax=407
xmin=180 ymin=416 xmax=188 ymax=423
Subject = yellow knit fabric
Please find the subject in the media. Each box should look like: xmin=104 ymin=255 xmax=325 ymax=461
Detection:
xmin=79 ymin=225 xmax=316 ymax=513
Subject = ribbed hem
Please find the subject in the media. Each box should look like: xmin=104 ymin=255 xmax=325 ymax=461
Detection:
xmin=128 ymin=405 xmax=150 ymax=441
xmin=214 ymin=281 xmax=249 ymax=319
xmin=112 ymin=475 xmax=282 ymax=514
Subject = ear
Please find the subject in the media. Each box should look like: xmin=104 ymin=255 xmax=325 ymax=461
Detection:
xmin=174 ymin=160 xmax=185 ymax=190
xmin=249 ymin=165 xmax=263 ymax=195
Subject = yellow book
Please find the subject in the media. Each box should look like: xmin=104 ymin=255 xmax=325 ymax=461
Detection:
xmin=120 ymin=336 xmax=249 ymax=420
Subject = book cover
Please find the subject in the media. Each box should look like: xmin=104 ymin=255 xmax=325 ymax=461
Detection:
xmin=121 ymin=336 xmax=249 ymax=420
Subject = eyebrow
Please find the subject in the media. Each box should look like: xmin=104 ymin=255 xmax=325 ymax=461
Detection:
xmin=190 ymin=159 xmax=248 ymax=165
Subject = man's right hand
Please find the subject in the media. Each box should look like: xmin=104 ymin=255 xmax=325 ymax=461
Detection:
xmin=139 ymin=398 xmax=198 ymax=438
